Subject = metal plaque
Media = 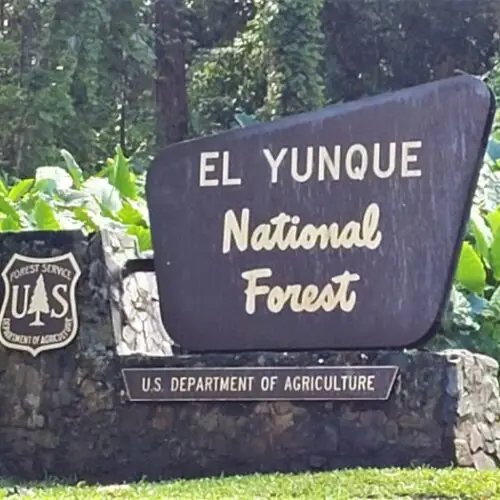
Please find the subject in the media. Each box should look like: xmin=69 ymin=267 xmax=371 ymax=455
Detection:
xmin=122 ymin=366 xmax=399 ymax=402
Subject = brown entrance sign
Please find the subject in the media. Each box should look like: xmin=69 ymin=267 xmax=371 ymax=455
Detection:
xmin=122 ymin=366 xmax=399 ymax=402
xmin=146 ymin=75 xmax=495 ymax=352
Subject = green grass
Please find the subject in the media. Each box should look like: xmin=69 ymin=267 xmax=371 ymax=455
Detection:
xmin=1 ymin=467 xmax=499 ymax=499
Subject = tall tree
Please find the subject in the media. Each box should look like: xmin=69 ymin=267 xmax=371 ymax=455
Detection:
xmin=154 ymin=0 xmax=188 ymax=149
xmin=261 ymin=0 xmax=325 ymax=118
xmin=184 ymin=0 xmax=255 ymax=53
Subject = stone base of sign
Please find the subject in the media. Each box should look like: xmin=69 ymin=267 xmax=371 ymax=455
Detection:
xmin=0 ymin=348 xmax=499 ymax=483
xmin=0 ymin=230 xmax=499 ymax=482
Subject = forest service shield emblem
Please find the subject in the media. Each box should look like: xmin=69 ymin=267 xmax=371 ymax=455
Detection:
xmin=0 ymin=253 xmax=81 ymax=356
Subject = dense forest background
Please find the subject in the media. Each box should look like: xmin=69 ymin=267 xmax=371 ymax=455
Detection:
xmin=1 ymin=0 xmax=499 ymax=179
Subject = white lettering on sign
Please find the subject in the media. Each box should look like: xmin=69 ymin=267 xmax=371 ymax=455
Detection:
xmin=401 ymin=141 xmax=422 ymax=177
xmin=282 ymin=374 xmax=376 ymax=392
xmin=262 ymin=141 xmax=422 ymax=183
xmin=222 ymin=203 xmax=382 ymax=254
xmin=170 ymin=375 xmax=256 ymax=393
xmin=263 ymin=148 xmax=288 ymax=183
xmin=241 ymin=268 xmax=360 ymax=315
xmin=199 ymin=151 xmax=241 ymax=187
xmin=195 ymin=139 xmax=423 ymax=318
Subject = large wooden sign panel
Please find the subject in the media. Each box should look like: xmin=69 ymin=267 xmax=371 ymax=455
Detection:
xmin=146 ymin=75 xmax=494 ymax=352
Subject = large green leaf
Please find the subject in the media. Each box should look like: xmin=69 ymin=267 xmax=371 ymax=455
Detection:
xmin=8 ymin=179 xmax=34 ymax=202
xmin=60 ymin=149 xmax=83 ymax=189
xmin=486 ymin=207 xmax=500 ymax=235
xmin=127 ymin=225 xmax=152 ymax=252
xmin=129 ymin=198 xmax=149 ymax=225
xmin=82 ymin=177 xmax=122 ymax=214
xmin=455 ymin=242 xmax=486 ymax=294
xmin=118 ymin=200 xmax=147 ymax=226
xmin=34 ymin=178 xmax=58 ymax=195
xmin=18 ymin=193 xmax=39 ymax=214
xmin=0 ymin=215 xmax=21 ymax=231
xmin=109 ymin=146 xmax=137 ymax=199
xmin=490 ymin=229 xmax=500 ymax=280
xmin=71 ymin=207 xmax=98 ymax=232
xmin=469 ymin=206 xmax=492 ymax=264
xmin=55 ymin=188 xmax=90 ymax=207
xmin=0 ymin=194 xmax=20 ymax=223
xmin=93 ymin=198 xmax=121 ymax=222
xmin=32 ymin=199 xmax=61 ymax=230
xmin=35 ymin=166 xmax=73 ymax=191
xmin=54 ymin=210 xmax=81 ymax=230
xmin=0 ymin=178 xmax=9 ymax=197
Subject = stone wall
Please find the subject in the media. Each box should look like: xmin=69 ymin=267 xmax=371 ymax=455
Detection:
xmin=0 ymin=230 xmax=499 ymax=483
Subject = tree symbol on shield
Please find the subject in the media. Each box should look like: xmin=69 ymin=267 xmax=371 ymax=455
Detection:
xmin=27 ymin=274 xmax=49 ymax=326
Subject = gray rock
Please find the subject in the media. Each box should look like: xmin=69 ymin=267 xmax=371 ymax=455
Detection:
xmin=454 ymin=438 xmax=473 ymax=467
xmin=445 ymin=367 xmax=461 ymax=396
xmin=478 ymin=422 xmax=494 ymax=442
xmin=485 ymin=440 xmax=496 ymax=454
xmin=472 ymin=450 xmax=497 ymax=470
xmin=485 ymin=410 xmax=496 ymax=424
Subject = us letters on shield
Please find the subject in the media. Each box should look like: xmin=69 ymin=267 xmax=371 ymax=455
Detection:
xmin=0 ymin=252 xmax=82 ymax=356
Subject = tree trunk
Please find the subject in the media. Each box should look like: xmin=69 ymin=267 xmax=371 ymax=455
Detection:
xmin=154 ymin=0 xmax=189 ymax=150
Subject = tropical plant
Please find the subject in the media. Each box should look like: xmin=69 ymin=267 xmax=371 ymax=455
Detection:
xmin=435 ymin=116 xmax=500 ymax=360
xmin=0 ymin=147 xmax=151 ymax=252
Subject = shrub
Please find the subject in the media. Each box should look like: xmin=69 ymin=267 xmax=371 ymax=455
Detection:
xmin=0 ymin=147 xmax=151 ymax=252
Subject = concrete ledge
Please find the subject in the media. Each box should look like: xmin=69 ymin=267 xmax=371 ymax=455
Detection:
xmin=0 ymin=230 xmax=499 ymax=482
